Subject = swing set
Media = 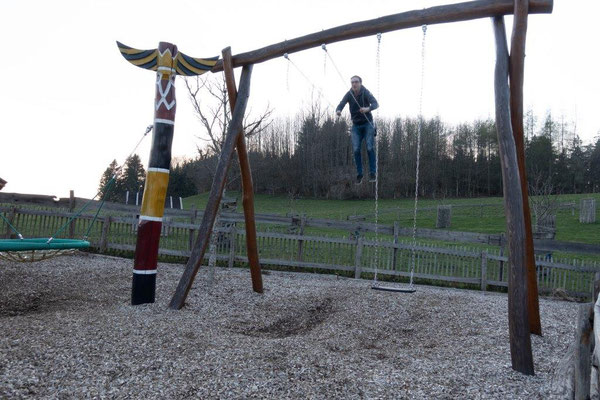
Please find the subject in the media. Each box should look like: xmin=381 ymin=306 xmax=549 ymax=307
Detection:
xmin=120 ymin=0 xmax=549 ymax=376
xmin=284 ymin=26 xmax=428 ymax=293
xmin=0 ymin=0 xmax=553 ymax=376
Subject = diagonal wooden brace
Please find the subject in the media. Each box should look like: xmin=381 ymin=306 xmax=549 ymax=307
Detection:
xmin=222 ymin=47 xmax=263 ymax=294
xmin=169 ymin=65 xmax=254 ymax=310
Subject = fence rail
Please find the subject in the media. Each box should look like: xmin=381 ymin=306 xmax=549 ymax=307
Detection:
xmin=1 ymin=194 xmax=598 ymax=255
xmin=1 ymin=206 xmax=598 ymax=300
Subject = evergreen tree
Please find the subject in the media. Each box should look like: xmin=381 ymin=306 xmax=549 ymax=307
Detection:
xmin=98 ymin=160 xmax=123 ymax=202
xmin=588 ymin=138 xmax=600 ymax=192
xmin=121 ymin=154 xmax=146 ymax=195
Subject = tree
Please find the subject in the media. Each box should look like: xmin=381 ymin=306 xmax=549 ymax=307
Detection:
xmin=167 ymin=158 xmax=199 ymax=198
xmin=185 ymin=73 xmax=273 ymax=193
xmin=98 ymin=160 xmax=123 ymax=202
xmin=526 ymin=135 xmax=555 ymax=183
xmin=121 ymin=154 xmax=146 ymax=195
xmin=588 ymin=138 xmax=600 ymax=192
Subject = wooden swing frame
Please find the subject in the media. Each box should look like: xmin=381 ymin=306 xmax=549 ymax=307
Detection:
xmin=167 ymin=0 xmax=553 ymax=376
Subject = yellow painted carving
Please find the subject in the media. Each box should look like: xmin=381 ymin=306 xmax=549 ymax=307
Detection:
xmin=140 ymin=171 xmax=170 ymax=218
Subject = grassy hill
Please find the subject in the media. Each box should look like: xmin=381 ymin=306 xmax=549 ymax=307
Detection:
xmin=183 ymin=192 xmax=600 ymax=245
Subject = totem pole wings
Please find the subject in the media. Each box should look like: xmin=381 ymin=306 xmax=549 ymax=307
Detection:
xmin=116 ymin=41 xmax=219 ymax=76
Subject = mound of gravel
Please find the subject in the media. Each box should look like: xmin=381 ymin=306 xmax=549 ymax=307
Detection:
xmin=0 ymin=253 xmax=578 ymax=399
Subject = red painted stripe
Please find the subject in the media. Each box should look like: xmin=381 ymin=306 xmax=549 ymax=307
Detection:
xmin=133 ymin=220 xmax=162 ymax=271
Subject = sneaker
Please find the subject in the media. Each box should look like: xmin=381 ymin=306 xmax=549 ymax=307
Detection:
xmin=356 ymin=175 xmax=363 ymax=184
xmin=369 ymin=173 xmax=377 ymax=182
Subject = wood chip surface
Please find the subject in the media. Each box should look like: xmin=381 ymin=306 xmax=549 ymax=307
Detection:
xmin=0 ymin=253 xmax=579 ymax=399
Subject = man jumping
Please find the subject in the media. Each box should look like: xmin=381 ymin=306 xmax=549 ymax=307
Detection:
xmin=336 ymin=75 xmax=379 ymax=184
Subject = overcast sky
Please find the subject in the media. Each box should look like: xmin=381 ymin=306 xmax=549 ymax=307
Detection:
xmin=1 ymin=0 xmax=598 ymax=198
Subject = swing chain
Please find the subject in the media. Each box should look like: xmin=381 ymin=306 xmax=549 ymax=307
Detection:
xmin=408 ymin=25 xmax=428 ymax=288
xmin=373 ymin=32 xmax=382 ymax=283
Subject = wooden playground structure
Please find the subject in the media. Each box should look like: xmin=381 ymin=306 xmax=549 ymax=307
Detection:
xmin=116 ymin=0 xmax=554 ymax=375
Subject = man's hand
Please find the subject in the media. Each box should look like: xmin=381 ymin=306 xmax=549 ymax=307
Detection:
xmin=359 ymin=107 xmax=370 ymax=114
xmin=336 ymin=110 xmax=341 ymax=117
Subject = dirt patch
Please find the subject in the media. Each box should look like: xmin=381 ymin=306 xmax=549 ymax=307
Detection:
xmin=0 ymin=294 xmax=44 ymax=317
xmin=236 ymin=297 xmax=334 ymax=339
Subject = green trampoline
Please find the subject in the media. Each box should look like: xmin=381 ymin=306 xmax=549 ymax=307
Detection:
xmin=0 ymin=238 xmax=90 ymax=262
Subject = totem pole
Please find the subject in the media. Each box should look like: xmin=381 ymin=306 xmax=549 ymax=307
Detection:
xmin=117 ymin=41 xmax=218 ymax=305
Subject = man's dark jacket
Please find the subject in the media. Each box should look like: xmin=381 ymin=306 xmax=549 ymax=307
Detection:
xmin=336 ymin=86 xmax=379 ymax=125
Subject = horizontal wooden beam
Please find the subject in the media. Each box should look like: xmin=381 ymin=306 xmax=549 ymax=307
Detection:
xmin=211 ymin=0 xmax=553 ymax=72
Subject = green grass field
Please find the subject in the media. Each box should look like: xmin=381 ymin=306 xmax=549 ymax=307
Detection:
xmin=183 ymin=192 xmax=600 ymax=245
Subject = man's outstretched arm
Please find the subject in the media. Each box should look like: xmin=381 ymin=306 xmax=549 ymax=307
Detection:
xmin=367 ymin=90 xmax=379 ymax=111
xmin=336 ymin=92 xmax=349 ymax=115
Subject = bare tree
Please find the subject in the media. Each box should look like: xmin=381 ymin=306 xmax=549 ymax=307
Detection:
xmin=185 ymin=74 xmax=273 ymax=156
xmin=529 ymin=170 xmax=560 ymax=239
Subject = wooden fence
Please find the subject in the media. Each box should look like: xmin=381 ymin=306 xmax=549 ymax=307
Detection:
xmin=1 ymin=191 xmax=599 ymax=255
xmin=1 ymin=206 xmax=598 ymax=300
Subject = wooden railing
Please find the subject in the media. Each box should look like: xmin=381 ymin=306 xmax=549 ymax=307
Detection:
xmin=1 ymin=206 xmax=598 ymax=300
xmin=1 ymin=193 xmax=598 ymax=255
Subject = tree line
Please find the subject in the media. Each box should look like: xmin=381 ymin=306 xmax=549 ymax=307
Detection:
xmin=98 ymin=108 xmax=600 ymax=202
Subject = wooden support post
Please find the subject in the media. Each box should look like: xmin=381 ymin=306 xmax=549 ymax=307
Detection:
xmin=392 ymin=221 xmax=399 ymax=271
xmin=492 ymin=15 xmax=534 ymax=375
xmin=68 ymin=190 xmax=75 ymax=239
xmin=4 ymin=207 xmax=16 ymax=239
xmin=481 ymin=251 xmax=488 ymax=291
xmin=188 ymin=205 xmax=197 ymax=251
xmin=499 ymin=234 xmax=505 ymax=282
xmin=222 ymin=47 xmax=263 ymax=294
xmin=297 ymin=216 xmax=306 ymax=262
xmin=354 ymin=237 xmax=363 ymax=279
xmin=99 ymin=216 xmax=111 ymax=253
xmin=169 ymin=65 xmax=254 ymax=310
xmin=594 ymin=297 xmax=600 ymax=398
xmin=574 ymin=303 xmax=594 ymax=400
xmin=228 ymin=225 xmax=236 ymax=268
xmin=509 ymin=0 xmax=541 ymax=337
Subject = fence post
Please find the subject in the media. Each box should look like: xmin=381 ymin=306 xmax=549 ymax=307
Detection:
xmin=436 ymin=205 xmax=452 ymax=228
xmin=228 ymin=225 xmax=236 ymax=268
xmin=4 ymin=206 xmax=16 ymax=238
xmin=481 ymin=251 xmax=488 ymax=291
xmin=99 ymin=216 xmax=111 ymax=253
xmin=297 ymin=216 xmax=306 ymax=262
xmin=392 ymin=221 xmax=399 ymax=271
xmin=593 ymin=272 xmax=600 ymax=303
xmin=499 ymin=233 xmax=505 ymax=282
xmin=68 ymin=190 xmax=75 ymax=239
xmin=354 ymin=237 xmax=363 ymax=279
xmin=580 ymin=198 xmax=597 ymax=224
xmin=574 ymin=303 xmax=594 ymax=400
xmin=188 ymin=205 xmax=197 ymax=251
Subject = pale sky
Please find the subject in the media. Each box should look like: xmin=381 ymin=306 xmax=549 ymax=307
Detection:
xmin=1 ymin=0 xmax=598 ymax=198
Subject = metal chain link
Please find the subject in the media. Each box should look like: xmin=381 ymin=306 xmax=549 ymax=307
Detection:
xmin=284 ymin=52 xmax=336 ymax=109
xmin=373 ymin=32 xmax=382 ymax=283
xmin=409 ymin=25 xmax=428 ymax=288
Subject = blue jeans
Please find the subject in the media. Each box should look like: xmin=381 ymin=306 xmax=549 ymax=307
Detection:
xmin=351 ymin=122 xmax=376 ymax=176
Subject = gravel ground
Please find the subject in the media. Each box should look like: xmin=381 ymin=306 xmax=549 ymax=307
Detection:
xmin=0 ymin=252 xmax=579 ymax=399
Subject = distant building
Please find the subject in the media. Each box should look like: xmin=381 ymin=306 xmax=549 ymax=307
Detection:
xmin=0 ymin=177 xmax=6 ymax=191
